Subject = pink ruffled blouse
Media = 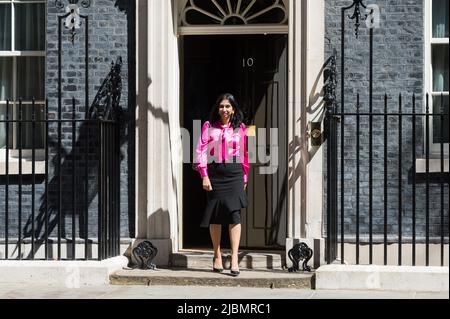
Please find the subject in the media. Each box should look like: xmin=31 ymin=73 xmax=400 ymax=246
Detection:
xmin=195 ymin=120 xmax=250 ymax=183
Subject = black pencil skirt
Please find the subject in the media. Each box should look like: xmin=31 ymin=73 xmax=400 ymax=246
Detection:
xmin=200 ymin=161 xmax=248 ymax=228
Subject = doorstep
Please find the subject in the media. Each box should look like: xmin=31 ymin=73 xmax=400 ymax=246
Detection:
xmin=109 ymin=268 xmax=314 ymax=289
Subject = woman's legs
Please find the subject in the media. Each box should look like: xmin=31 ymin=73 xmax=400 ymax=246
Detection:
xmin=229 ymin=223 xmax=241 ymax=270
xmin=209 ymin=224 xmax=222 ymax=268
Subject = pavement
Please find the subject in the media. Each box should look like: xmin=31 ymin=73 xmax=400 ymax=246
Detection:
xmin=0 ymin=283 xmax=448 ymax=299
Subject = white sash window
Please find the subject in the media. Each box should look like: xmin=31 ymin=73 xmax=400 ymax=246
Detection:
xmin=425 ymin=0 xmax=449 ymax=153
xmin=0 ymin=0 xmax=46 ymax=165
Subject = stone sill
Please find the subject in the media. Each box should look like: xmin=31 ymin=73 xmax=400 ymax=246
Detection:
xmin=415 ymin=158 xmax=449 ymax=173
xmin=0 ymin=238 xmax=134 ymax=245
xmin=0 ymin=160 xmax=46 ymax=175
xmin=1 ymin=149 xmax=46 ymax=175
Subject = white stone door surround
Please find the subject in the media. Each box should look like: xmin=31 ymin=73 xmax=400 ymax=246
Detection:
xmin=135 ymin=0 xmax=325 ymax=267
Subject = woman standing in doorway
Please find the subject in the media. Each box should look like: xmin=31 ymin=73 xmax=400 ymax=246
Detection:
xmin=195 ymin=93 xmax=250 ymax=276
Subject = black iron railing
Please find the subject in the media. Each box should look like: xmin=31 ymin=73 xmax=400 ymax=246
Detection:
xmin=325 ymin=0 xmax=449 ymax=266
xmin=0 ymin=99 xmax=120 ymax=261
xmin=0 ymin=57 xmax=123 ymax=261
xmin=326 ymin=92 xmax=449 ymax=266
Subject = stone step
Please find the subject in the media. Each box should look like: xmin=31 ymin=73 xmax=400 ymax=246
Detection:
xmin=169 ymin=250 xmax=287 ymax=270
xmin=110 ymin=268 xmax=314 ymax=289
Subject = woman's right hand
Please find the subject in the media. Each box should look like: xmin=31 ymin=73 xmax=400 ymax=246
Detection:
xmin=202 ymin=176 xmax=213 ymax=191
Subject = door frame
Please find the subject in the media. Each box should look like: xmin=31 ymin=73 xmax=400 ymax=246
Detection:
xmin=135 ymin=0 xmax=325 ymax=265
xmin=179 ymin=30 xmax=289 ymax=250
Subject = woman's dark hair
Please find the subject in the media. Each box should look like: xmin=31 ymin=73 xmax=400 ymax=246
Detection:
xmin=208 ymin=93 xmax=244 ymax=129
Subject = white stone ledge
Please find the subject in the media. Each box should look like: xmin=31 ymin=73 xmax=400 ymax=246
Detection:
xmin=315 ymin=264 xmax=449 ymax=292
xmin=0 ymin=256 xmax=128 ymax=286
xmin=0 ymin=161 xmax=46 ymax=175
xmin=416 ymin=158 xmax=449 ymax=173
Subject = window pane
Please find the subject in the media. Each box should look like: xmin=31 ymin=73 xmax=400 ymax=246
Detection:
xmin=18 ymin=104 xmax=45 ymax=149
xmin=0 ymin=57 xmax=13 ymax=101
xmin=0 ymin=102 xmax=13 ymax=149
xmin=0 ymin=4 xmax=11 ymax=50
xmin=17 ymin=57 xmax=45 ymax=100
xmin=432 ymin=95 xmax=449 ymax=143
xmin=432 ymin=44 xmax=449 ymax=92
xmin=433 ymin=0 xmax=449 ymax=38
xmin=15 ymin=3 xmax=45 ymax=51
xmin=0 ymin=104 xmax=6 ymax=148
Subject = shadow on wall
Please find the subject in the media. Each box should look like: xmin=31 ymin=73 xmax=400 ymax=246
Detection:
xmin=17 ymin=59 xmax=127 ymax=260
xmin=114 ymin=0 xmax=132 ymax=14
xmin=287 ymin=33 xmax=332 ymax=240
xmin=134 ymin=0 xmax=182 ymax=238
xmin=139 ymin=93 xmax=180 ymax=239
xmin=306 ymin=53 xmax=336 ymax=160
xmin=116 ymin=0 xmax=137 ymax=238
xmin=147 ymin=208 xmax=171 ymax=239
xmin=0 ymin=0 xmax=136 ymax=259
xmin=122 ymin=210 xmax=172 ymax=267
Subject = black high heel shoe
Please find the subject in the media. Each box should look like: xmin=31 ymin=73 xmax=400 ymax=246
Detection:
xmin=230 ymin=268 xmax=240 ymax=277
xmin=230 ymin=260 xmax=240 ymax=276
xmin=212 ymin=257 xmax=223 ymax=273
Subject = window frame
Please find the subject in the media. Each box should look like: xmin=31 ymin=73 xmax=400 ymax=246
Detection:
xmin=0 ymin=0 xmax=46 ymax=158
xmin=0 ymin=0 xmax=46 ymax=174
xmin=424 ymin=0 xmax=449 ymax=155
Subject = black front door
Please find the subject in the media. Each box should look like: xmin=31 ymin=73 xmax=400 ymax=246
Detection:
xmin=182 ymin=35 xmax=288 ymax=249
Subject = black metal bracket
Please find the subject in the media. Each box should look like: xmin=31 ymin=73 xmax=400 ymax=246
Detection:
xmin=288 ymin=242 xmax=313 ymax=272
xmin=130 ymin=240 xmax=158 ymax=270
xmin=323 ymin=48 xmax=337 ymax=112
xmin=55 ymin=0 xmax=91 ymax=9
xmin=346 ymin=0 xmax=368 ymax=38
xmin=56 ymin=1 xmax=91 ymax=44
xmin=89 ymin=57 xmax=123 ymax=122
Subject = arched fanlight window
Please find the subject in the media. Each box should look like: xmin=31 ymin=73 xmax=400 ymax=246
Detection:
xmin=180 ymin=0 xmax=288 ymax=26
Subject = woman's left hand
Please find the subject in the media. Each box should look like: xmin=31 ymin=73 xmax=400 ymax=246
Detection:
xmin=244 ymin=183 xmax=247 ymax=190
